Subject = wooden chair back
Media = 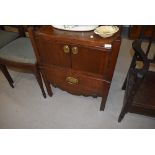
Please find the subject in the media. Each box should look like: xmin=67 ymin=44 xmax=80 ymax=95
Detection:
xmin=119 ymin=26 xmax=155 ymax=122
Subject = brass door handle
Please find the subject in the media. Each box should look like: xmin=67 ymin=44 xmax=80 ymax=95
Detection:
xmin=72 ymin=46 xmax=78 ymax=54
xmin=63 ymin=45 xmax=70 ymax=54
xmin=66 ymin=76 xmax=79 ymax=85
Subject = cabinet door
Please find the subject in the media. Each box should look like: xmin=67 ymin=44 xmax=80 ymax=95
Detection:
xmin=71 ymin=46 xmax=110 ymax=77
xmin=35 ymin=38 xmax=71 ymax=68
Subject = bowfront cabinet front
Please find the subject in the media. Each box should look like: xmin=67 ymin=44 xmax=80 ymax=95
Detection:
xmin=31 ymin=26 xmax=121 ymax=110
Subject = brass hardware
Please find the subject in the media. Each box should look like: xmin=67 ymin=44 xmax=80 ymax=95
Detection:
xmin=66 ymin=76 xmax=79 ymax=85
xmin=72 ymin=47 xmax=78 ymax=54
xmin=63 ymin=45 xmax=70 ymax=54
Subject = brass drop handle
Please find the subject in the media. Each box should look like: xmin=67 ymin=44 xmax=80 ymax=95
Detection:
xmin=63 ymin=45 xmax=70 ymax=54
xmin=66 ymin=76 xmax=79 ymax=85
xmin=72 ymin=46 xmax=78 ymax=54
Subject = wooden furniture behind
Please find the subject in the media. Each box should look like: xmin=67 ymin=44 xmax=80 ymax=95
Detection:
xmin=119 ymin=27 xmax=155 ymax=122
xmin=0 ymin=26 xmax=46 ymax=98
xmin=30 ymin=26 xmax=121 ymax=110
xmin=128 ymin=25 xmax=155 ymax=39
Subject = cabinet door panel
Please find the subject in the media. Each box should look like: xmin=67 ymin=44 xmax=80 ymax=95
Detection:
xmin=36 ymin=38 xmax=71 ymax=68
xmin=71 ymin=46 xmax=110 ymax=76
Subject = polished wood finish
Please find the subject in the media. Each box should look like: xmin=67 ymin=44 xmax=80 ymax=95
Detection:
xmin=30 ymin=26 xmax=121 ymax=110
xmin=42 ymin=65 xmax=110 ymax=96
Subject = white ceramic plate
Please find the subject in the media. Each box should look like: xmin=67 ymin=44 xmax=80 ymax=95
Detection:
xmin=52 ymin=25 xmax=99 ymax=31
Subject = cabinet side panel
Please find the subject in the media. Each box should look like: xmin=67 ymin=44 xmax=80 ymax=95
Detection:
xmin=105 ymin=39 xmax=121 ymax=82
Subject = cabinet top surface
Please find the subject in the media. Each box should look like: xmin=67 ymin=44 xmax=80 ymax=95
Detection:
xmin=35 ymin=26 xmax=121 ymax=46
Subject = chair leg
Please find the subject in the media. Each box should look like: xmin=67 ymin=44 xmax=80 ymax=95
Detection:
xmin=34 ymin=69 xmax=46 ymax=98
xmin=118 ymin=110 xmax=126 ymax=122
xmin=0 ymin=64 xmax=14 ymax=88
xmin=118 ymin=88 xmax=130 ymax=122
xmin=118 ymin=92 xmax=130 ymax=122
xmin=41 ymin=70 xmax=53 ymax=97
xmin=118 ymin=100 xmax=131 ymax=122
xmin=100 ymin=97 xmax=106 ymax=111
xmin=100 ymin=90 xmax=109 ymax=111
xmin=122 ymin=77 xmax=127 ymax=90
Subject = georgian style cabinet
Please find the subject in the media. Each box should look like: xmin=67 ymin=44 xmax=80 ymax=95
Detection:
xmin=30 ymin=26 xmax=121 ymax=110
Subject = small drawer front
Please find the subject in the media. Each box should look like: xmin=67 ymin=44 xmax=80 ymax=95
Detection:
xmin=43 ymin=65 xmax=110 ymax=97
